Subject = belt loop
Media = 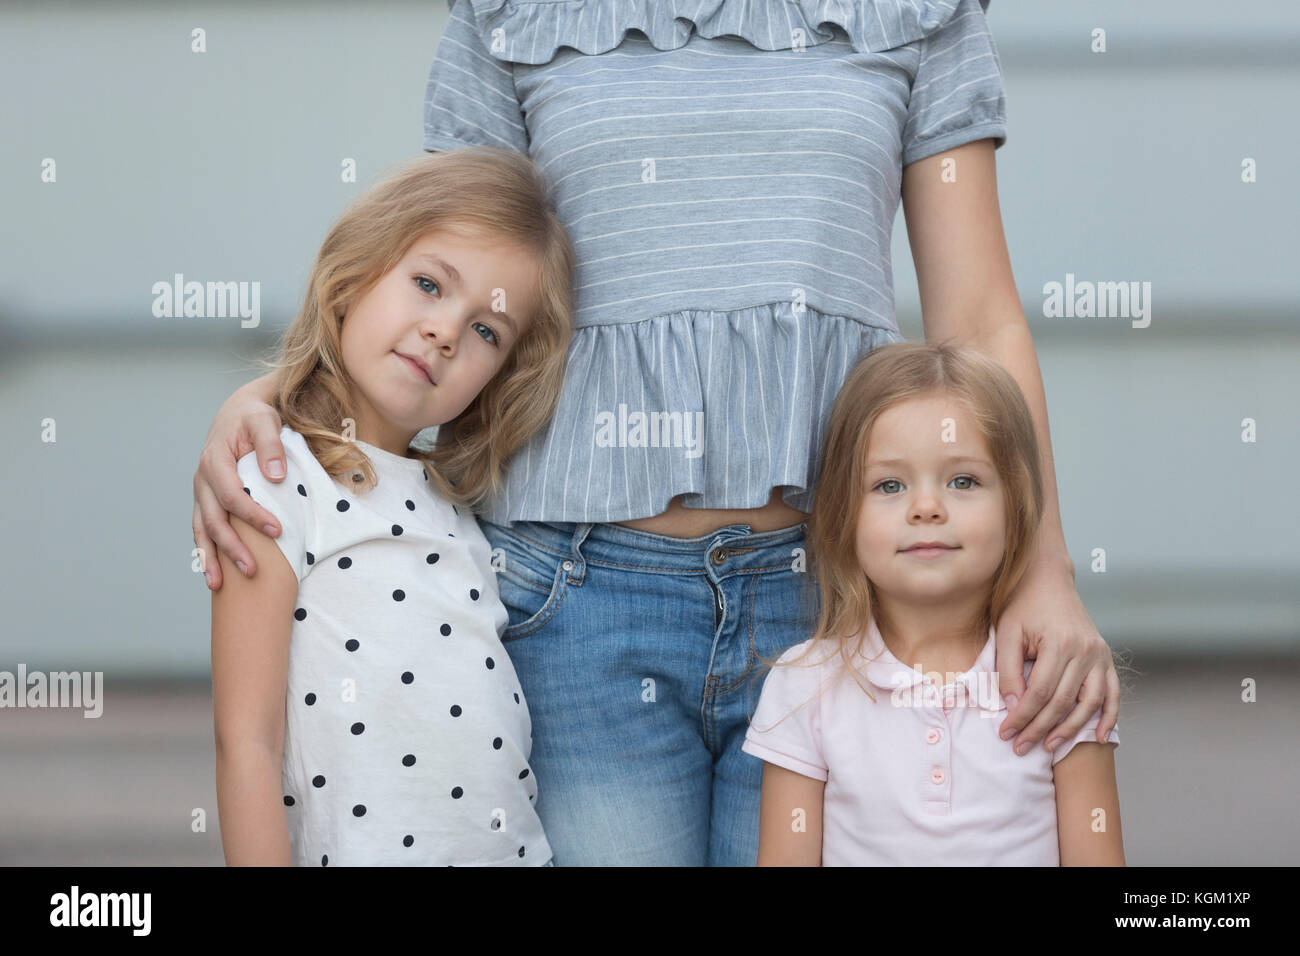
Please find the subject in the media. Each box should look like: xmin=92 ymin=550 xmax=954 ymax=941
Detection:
xmin=567 ymin=522 xmax=593 ymax=584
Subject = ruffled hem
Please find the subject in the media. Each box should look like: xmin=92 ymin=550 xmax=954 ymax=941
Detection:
xmin=476 ymin=303 xmax=905 ymax=525
xmin=446 ymin=0 xmax=989 ymax=63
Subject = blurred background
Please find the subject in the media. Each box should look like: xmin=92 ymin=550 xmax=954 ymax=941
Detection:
xmin=1 ymin=1 xmax=1296 ymax=865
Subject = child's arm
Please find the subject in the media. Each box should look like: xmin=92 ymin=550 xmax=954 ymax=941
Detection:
xmin=211 ymin=514 xmax=298 ymax=866
xmin=1053 ymin=741 xmax=1124 ymax=866
xmin=756 ymin=762 xmax=825 ymax=866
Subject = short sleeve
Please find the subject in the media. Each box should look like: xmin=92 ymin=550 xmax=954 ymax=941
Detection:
xmin=741 ymin=641 xmax=830 ymax=782
xmin=423 ymin=0 xmax=529 ymax=154
xmin=1051 ymin=712 xmax=1120 ymax=767
xmin=234 ymin=427 xmax=317 ymax=584
xmin=901 ymin=0 xmax=1008 ymax=167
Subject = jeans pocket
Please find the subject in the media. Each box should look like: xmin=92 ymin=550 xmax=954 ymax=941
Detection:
xmin=485 ymin=525 xmax=570 ymax=642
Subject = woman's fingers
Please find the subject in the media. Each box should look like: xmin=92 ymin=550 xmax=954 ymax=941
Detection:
xmin=1040 ymin=660 xmax=1108 ymax=753
xmin=196 ymin=445 xmax=279 ymax=579
xmin=249 ymin=410 xmax=287 ymax=481
xmin=193 ymin=500 xmax=220 ymax=591
xmin=1011 ymin=649 xmax=1086 ymax=754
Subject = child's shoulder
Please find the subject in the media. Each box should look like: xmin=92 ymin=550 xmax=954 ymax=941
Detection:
xmin=235 ymin=426 xmax=328 ymax=486
xmin=768 ymin=638 xmax=848 ymax=689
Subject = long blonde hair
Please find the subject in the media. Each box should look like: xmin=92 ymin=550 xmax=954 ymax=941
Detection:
xmin=254 ymin=146 xmax=574 ymax=510
xmin=759 ymin=342 xmax=1044 ymax=703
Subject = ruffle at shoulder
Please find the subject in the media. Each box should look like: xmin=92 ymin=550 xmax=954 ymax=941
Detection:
xmin=444 ymin=0 xmax=991 ymax=64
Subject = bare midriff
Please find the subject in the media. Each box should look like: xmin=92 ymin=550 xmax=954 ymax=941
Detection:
xmin=613 ymin=486 xmax=809 ymax=538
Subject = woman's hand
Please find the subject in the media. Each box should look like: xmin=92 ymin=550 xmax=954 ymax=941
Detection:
xmin=993 ymin=558 xmax=1120 ymax=755
xmin=194 ymin=375 xmax=286 ymax=590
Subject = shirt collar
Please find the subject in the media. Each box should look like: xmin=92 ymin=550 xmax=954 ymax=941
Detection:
xmin=852 ymin=617 xmax=1004 ymax=710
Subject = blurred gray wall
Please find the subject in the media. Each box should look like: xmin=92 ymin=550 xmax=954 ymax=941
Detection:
xmin=2 ymin=0 xmax=1298 ymax=678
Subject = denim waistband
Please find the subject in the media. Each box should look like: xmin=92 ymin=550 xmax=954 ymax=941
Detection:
xmin=483 ymin=518 xmax=808 ymax=575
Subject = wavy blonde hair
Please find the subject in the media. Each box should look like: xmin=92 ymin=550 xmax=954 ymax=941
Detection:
xmin=757 ymin=342 xmax=1045 ymax=708
xmin=253 ymin=146 xmax=574 ymax=511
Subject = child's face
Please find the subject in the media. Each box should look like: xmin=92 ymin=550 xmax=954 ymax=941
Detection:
xmin=854 ymin=392 xmax=1006 ymax=608
xmin=339 ymin=227 xmax=540 ymax=453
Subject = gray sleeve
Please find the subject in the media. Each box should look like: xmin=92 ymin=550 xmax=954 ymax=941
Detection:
xmin=901 ymin=0 xmax=1008 ymax=167
xmin=423 ymin=0 xmax=529 ymax=154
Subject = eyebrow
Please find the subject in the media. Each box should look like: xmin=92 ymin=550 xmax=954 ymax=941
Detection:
xmin=413 ymin=253 xmax=520 ymax=335
xmin=866 ymin=455 xmax=992 ymax=469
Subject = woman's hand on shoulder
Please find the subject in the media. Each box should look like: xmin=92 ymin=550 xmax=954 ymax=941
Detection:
xmin=993 ymin=560 xmax=1120 ymax=756
xmin=194 ymin=374 xmax=287 ymax=591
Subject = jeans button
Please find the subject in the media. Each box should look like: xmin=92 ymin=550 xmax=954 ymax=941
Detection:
xmin=711 ymin=548 xmax=728 ymax=565
xmin=562 ymin=560 xmax=574 ymax=572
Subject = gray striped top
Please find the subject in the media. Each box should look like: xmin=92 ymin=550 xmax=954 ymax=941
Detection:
xmin=423 ymin=0 xmax=1007 ymax=525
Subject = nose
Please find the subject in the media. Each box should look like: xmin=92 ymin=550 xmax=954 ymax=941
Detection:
xmin=908 ymin=485 xmax=946 ymax=522
xmin=420 ymin=308 xmax=463 ymax=354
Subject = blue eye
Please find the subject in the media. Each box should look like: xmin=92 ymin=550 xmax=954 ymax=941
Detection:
xmin=415 ymin=275 xmax=439 ymax=296
xmin=473 ymin=322 xmax=500 ymax=346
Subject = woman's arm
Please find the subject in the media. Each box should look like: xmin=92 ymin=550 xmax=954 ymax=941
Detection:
xmin=1053 ymin=742 xmax=1125 ymax=866
xmin=901 ymin=138 xmax=1120 ymax=754
xmin=211 ymin=514 xmax=298 ymax=866
xmin=194 ymin=372 xmax=286 ymax=591
xmin=755 ymin=762 xmax=824 ymax=866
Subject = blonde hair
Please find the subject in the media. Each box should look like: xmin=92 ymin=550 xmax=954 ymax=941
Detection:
xmin=253 ymin=146 xmax=575 ymax=511
xmin=758 ymin=342 xmax=1044 ymax=707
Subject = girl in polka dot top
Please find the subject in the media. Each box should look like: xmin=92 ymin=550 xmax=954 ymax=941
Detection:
xmin=742 ymin=343 xmax=1125 ymax=866
xmin=211 ymin=147 xmax=575 ymax=866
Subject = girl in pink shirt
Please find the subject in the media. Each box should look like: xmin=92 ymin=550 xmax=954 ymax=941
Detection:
xmin=742 ymin=343 xmax=1124 ymax=866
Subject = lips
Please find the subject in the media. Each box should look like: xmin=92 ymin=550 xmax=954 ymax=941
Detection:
xmin=900 ymin=543 xmax=959 ymax=558
xmin=396 ymin=352 xmax=435 ymax=385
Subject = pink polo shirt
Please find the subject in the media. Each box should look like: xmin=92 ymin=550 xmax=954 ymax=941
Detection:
xmin=741 ymin=619 xmax=1119 ymax=866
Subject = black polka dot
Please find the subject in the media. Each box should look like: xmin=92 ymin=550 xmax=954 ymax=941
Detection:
xmin=485 ymin=657 xmax=495 ymax=669
xmin=517 ymin=846 xmax=526 ymax=858
xmin=403 ymin=835 xmax=414 ymax=847
xmin=513 ymin=693 xmax=520 ymax=704
xmin=306 ymin=552 xmax=314 ymax=565
xmin=440 ymin=623 xmax=452 ymax=636
xmin=448 ymin=532 xmax=455 ymax=538
xmin=393 ymin=589 xmax=405 ymax=601
xmin=450 ymin=705 xmax=462 ymax=717
xmin=427 ymin=553 xmax=440 ymax=564
xmin=391 ymin=524 xmax=403 ymax=536
xmin=451 ymin=787 xmax=463 ymax=799
xmin=405 ymin=499 xmax=415 ymax=511
xmin=351 ymin=722 xmax=365 ymax=735
xmin=345 ymin=638 xmax=359 ymax=652
xmin=352 ymin=804 xmax=366 ymax=817
xmin=470 ymin=588 xmax=479 ymax=601
xmin=297 ymin=484 xmax=307 ymax=497
xmin=242 ymin=486 xmax=251 ymax=496
xmin=338 ymin=556 xmax=352 ymax=569
xmin=294 ymin=608 xmax=307 ymax=622
xmin=305 ymin=692 xmax=316 ymax=705
xmin=283 ymin=795 xmax=295 ymax=806
xmin=402 ymin=753 xmax=416 ymax=767
xmin=518 ymin=769 xmax=529 ymax=780
xmin=401 ymin=671 xmax=413 ymax=684
xmin=336 ymin=499 xmax=350 ymax=512
xmin=312 ymin=775 xmax=326 ymax=788
xmin=493 ymin=737 xmax=502 ymax=750
xmin=321 ymin=855 xmax=328 ymax=866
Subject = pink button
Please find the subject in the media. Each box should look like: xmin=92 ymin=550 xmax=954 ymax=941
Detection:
xmin=926 ymin=727 xmax=942 ymax=744
xmin=931 ymin=767 xmax=945 ymax=785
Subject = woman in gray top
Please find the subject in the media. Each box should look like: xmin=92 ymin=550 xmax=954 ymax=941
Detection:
xmin=193 ymin=0 xmax=1119 ymax=866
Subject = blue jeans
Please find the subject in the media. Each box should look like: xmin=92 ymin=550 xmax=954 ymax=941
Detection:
xmin=478 ymin=518 xmax=816 ymax=866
